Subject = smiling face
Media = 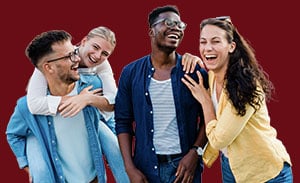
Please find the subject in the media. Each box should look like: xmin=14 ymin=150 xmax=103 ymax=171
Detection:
xmin=150 ymin=11 xmax=185 ymax=53
xmin=78 ymin=35 xmax=114 ymax=68
xmin=44 ymin=40 xmax=81 ymax=84
xmin=199 ymin=24 xmax=236 ymax=74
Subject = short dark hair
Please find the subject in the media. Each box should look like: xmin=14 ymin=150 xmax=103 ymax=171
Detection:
xmin=148 ymin=5 xmax=180 ymax=27
xmin=25 ymin=30 xmax=72 ymax=67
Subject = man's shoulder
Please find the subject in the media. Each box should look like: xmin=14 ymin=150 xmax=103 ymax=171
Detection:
xmin=16 ymin=96 xmax=28 ymax=107
xmin=13 ymin=96 xmax=32 ymax=115
xmin=125 ymin=55 xmax=150 ymax=68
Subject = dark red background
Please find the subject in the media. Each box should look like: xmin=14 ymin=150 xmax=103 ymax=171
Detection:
xmin=1 ymin=0 xmax=298 ymax=182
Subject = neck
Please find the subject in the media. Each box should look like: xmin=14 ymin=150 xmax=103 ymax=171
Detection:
xmin=150 ymin=51 xmax=176 ymax=68
xmin=48 ymin=79 xmax=76 ymax=96
xmin=150 ymin=52 xmax=177 ymax=81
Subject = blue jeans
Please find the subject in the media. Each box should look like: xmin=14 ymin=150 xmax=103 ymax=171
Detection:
xmin=97 ymin=120 xmax=129 ymax=183
xmin=266 ymin=162 xmax=293 ymax=183
xmin=158 ymin=156 xmax=202 ymax=183
xmin=221 ymin=153 xmax=293 ymax=183
xmin=104 ymin=115 xmax=116 ymax=134
xmin=26 ymin=120 xmax=129 ymax=183
xmin=221 ymin=153 xmax=236 ymax=183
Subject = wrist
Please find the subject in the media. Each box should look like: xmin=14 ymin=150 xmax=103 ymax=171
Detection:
xmin=191 ymin=145 xmax=203 ymax=156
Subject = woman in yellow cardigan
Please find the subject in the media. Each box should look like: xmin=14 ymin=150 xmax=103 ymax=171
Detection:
xmin=181 ymin=17 xmax=293 ymax=183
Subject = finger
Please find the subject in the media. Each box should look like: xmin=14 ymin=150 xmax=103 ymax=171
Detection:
xmin=60 ymin=104 xmax=74 ymax=117
xmin=181 ymin=172 xmax=191 ymax=183
xmin=174 ymin=167 xmax=185 ymax=183
xmin=181 ymin=77 xmax=194 ymax=90
xmin=182 ymin=53 xmax=192 ymax=73
xmin=65 ymin=108 xmax=80 ymax=118
xmin=58 ymin=102 xmax=68 ymax=111
xmin=196 ymin=71 xmax=203 ymax=85
xmin=183 ymin=53 xmax=197 ymax=74
xmin=184 ymin=74 xmax=199 ymax=86
xmin=86 ymin=85 xmax=93 ymax=90
xmin=92 ymin=88 xmax=103 ymax=95
xmin=81 ymin=85 xmax=93 ymax=93
xmin=189 ymin=59 xmax=197 ymax=74
xmin=186 ymin=58 xmax=194 ymax=74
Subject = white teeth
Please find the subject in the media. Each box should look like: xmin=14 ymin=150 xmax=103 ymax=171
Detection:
xmin=89 ymin=56 xmax=97 ymax=63
xmin=205 ymin=55 xmax=216 ymax=59
xmin=167 ymin=34 xmax=179 ymax=39
xmin=206 ymin=55 xmax=216 ymax=58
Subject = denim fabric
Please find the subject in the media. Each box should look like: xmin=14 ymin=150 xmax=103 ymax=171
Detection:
xmin=6 ymin=74 xmax=107 ymax=183
xmin=221 ymin=153 xmax=236 ymax=183
xmin=221 ymin=153 xmax=293 ymax=183
xmin=115 ymin=53 xmax=208 ymax=182
xmin=98 ymin=120 xmax=129 ymax=182
xmin=26 ymin=121 xmax=129 ymax=183
xmin=26 ymin=134 xmax=52 ymax=182
xmin=266 ymin=162 xmax=293 ymax=183
xmin=159 ymin=156 xmax=202 ymax=183
xmin=104 ymin=114 xmax=116 ymax=134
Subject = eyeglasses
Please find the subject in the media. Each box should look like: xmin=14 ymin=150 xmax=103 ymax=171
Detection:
xmin=152 ymin=18 xmax=187 ymax=30
xmin=47 ymin=47 xmax=79 ymax=63
xmin=215 ymin=16 xmax=232 ymax=24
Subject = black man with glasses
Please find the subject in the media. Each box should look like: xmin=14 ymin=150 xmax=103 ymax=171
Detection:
xmin=115 ymin=5 xmax=208 ymax=183
xmin=6 ymin=30 xmax=108 ymax=182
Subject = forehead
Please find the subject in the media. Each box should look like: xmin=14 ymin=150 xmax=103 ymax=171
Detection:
xmin=51 ymin=40 xmax=74 ymax=54
xmin=87 ymin=36 xmax=114 ymax=52
xmin=157 ymin=11 xmax=180 ymax=20
xmin=201 ymin=25 xmax=227 ymax=39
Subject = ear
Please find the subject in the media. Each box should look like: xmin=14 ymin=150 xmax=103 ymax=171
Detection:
xmin=148 ymin=28 xmax=154 ymax=37
xmin=80 ymin=36 xmax=88 ymax=46
xmin=43 ymin=63 xmax=55 ymax=74
xmin=229 ymin=41 xmax=236 ymax=53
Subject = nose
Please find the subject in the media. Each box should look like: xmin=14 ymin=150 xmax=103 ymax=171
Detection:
xmin=95 ymin=50 xmax=103 ymax=60
xmin=74 ymin=54 xmax=81 ymax=63
xmin=203 ymin=42 xmax=213 ymax=51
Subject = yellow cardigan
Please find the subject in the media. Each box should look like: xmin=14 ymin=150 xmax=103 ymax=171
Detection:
xmin=203 ymin=71 xmax=291 ymax=183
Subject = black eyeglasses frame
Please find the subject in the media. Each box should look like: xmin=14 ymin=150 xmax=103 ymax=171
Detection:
xmin=47 ymin=47 xmax=79 ymax=63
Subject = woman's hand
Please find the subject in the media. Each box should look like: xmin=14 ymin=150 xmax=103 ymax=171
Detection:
xmin=182 ymin=53 xmax=206 ymax=73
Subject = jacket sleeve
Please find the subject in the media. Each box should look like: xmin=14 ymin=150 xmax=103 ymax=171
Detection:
xmin=6 ymin=97 xmax=30 ymax=169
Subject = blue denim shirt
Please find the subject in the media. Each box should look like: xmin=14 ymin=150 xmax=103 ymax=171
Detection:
xmin=6 ymin=75 xmax=106 ymax=183
xmin=115 ymin=53 xmax=208 ymax=182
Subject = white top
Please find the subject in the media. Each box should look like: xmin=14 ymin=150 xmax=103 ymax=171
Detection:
xmin=54 ymin=82 xmax=96 ymax=182
xmin=149 ymin=78 xmax=181 ymax=155
xmin=212 ymin=81 xmax=228 ymax=157
xmin=26 ymin=59 xmax=117 ymax=119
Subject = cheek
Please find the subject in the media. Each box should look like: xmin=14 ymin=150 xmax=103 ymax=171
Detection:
xmin=199 ymin=47 xmax=205 ymax=58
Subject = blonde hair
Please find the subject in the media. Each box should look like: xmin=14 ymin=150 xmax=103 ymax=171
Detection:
xmin=87 ymin=26 xmax=116 ymax=49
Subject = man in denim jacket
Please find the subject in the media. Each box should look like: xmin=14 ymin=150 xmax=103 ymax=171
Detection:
xmin=6 ymin=30 xmax=106 ymax=182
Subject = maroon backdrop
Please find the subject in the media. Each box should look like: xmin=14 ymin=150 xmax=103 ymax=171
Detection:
xmin=1 ymin=0 xmax=298 ymax=182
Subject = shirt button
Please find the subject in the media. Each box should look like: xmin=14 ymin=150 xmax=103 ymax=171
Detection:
xmin=48 ymin=121 xmax=51 ymax=125
xmin=152 ymin=148 xmax=155 ymax=151
xmin=150 ymin=111 xmax=153 ymax=114
xmin=145 ymin=92 xmax=148 ymax=96
xmin=154 ymin=166 xmax=157 ymax=169
xmin=151 ymin=129 xmax=154 ymax=133
xmin=148 ymin=75 xmax=151 ymax=78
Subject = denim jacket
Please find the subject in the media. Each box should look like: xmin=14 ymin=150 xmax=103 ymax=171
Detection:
xmin=115 ymin=53 xmax=208 ymax=182
xmin=6 ymin=74 xmax=106 ymax=183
